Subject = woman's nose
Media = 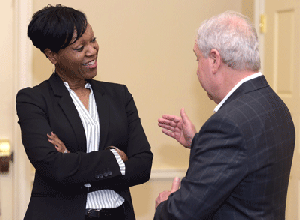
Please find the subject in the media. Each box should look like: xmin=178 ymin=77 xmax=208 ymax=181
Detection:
xmin=86 ymin=43 xmax=98 ymax=56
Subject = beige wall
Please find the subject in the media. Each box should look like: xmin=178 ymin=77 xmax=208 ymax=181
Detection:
xmin=242 ymin=0 xmax=254 ymax=22
xmin=33 ymin=0 xmax=245 ymax=171
xmin=0 ymin=0 xmax=255 ymax=219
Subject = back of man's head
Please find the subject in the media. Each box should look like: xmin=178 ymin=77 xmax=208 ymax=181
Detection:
xmin=197 ymin=11 xmax=260 ymax=72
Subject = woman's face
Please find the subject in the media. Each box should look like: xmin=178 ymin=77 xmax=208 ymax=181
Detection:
xmin=54 ymin=23 xmax=99 ymax=81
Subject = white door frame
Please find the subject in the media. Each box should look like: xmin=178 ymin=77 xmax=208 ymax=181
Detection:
xmin=12 ymin=0 xmax=33 ymax=219
xmin=254 ymin=0 xmax=265 ymax=72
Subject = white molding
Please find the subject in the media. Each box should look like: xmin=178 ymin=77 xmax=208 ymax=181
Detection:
xmin=28 ymin=169 xmax=187 ymax=182
xmin=12 ymin=0 xmax=33 ymax=219
xmin=254 ymin=0 xmax=266 ymax=73
xmin=150 ymin=169 xmax=186 ymax=180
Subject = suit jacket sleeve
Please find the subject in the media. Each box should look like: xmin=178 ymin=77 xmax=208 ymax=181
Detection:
xmin=154 ymin=116 xmax=248 ymax=220
xmin=16 ymin=83 xmax=152 ymax=189
xmin=92 ymin=84 xmax=153 ymax=189
xmin=117 ymin=85 xmax=153 ymax=188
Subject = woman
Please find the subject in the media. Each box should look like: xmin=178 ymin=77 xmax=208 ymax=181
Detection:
xmin=16 ymin=4 xmax=153 ymax=220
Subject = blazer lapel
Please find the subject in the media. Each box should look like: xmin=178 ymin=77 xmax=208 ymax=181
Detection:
xmin=48 ymin=72 xmax=87 ymax=152
xmin=90 ymin=80 xmax=110 ymax=151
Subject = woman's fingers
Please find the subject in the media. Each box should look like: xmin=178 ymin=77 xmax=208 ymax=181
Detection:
xmin=47 ymin=132 xmax=69 ymax=153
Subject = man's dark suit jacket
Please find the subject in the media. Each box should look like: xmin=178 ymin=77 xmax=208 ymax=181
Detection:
xmin=154 ymin=76 xmax=295 ymax=220
xmin=16 ymin=72 xmax=153 ymax=220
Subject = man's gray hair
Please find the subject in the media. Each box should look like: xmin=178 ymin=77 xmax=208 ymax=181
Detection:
xmin=197 ymin=11 xmax=260 ymax=72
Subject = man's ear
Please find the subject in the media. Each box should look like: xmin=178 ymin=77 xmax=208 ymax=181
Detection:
xmin=44 ymin=49 xmax=58 ymax=65
xmin=209 ymin=49 xmax=221 ymax=73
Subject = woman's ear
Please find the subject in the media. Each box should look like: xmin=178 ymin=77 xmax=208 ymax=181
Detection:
xmin=44 ymin=49 xmax=58 ymax=65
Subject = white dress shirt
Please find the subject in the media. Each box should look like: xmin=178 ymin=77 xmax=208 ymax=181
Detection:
xmin=214 ymin=72 xmax=263 ymax=113
xmin=64 ymin=82 xmax=125 ymax=209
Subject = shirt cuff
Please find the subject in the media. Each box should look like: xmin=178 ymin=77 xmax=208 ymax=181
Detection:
xmin=110 ymin=149 xmax=126 ymax=175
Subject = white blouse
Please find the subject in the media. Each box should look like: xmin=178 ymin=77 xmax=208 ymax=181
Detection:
xmin=64 ymin=82 xmax=125 ymax=209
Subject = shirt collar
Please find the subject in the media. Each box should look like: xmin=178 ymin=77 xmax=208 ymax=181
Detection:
xmin=213 ymin=72 xmax=263 ymax=113
xmin=63 ymin=81 xmax=92 ymax=91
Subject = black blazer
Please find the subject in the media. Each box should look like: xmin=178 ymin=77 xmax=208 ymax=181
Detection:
xmin=154 ymin=76 xmax=295 ymax=219
xmin=16 ymin=72 xmax=153 ymax=220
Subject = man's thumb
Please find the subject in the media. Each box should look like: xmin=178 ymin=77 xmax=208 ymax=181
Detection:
xmin=171 ymin=177 xmax=181 ymax=193
xmin=180 ymin=108 xmax=189 ymax=123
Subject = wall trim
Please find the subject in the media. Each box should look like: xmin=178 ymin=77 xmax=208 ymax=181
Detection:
xmin=150 ymin=169 xmax=186 ymax=180
xmin=29 ymin=169 xmax=188 ymax=182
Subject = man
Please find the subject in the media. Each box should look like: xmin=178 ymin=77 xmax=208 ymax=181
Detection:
xmin=154 ymin=11 xmax=295 ymax=220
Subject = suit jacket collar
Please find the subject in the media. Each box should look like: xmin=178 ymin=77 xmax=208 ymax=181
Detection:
xmin=48 ymin=72 xmax=87 ymax=152
xmin=47 ymin=72 xmax=110 ymax=151
xmin=219 ymin=75 xmax=269 ymax=111
xmin=89 ymin=79 xmax=110 ymax=150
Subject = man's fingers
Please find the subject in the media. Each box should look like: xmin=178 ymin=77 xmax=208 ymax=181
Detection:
xmin=162 ymin=129 xmax=176 ymax=138
xmin=161 ymin=115 xmax=181 ymax=123
xmin=171 ymin=177 xmax=180 ymax=193
xmin=159 ymin=118 xmax=178 ymax=127
xmin=159 ymin=124 xmax=177 ymax=132
xmin=161 ymin=114 xmax=176 ymax=120
xmin=158 ymin=123 xmax=170 ymax=129
xmin=155 ymin=191 xmax=171 ymax=208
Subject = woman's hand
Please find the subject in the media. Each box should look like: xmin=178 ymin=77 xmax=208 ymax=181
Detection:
xmin=47 ymin=132 xmax=69 ymax=153
xmin=115 ymin=148 xmax=128 ymax=162
xmin=107 ymin=146 xmax=128 ymax=162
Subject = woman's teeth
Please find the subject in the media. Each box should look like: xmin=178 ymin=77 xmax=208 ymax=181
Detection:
xmin=83 ymin=60 xmax=95 ymax=66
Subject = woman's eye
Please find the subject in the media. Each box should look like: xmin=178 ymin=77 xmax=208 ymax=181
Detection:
xmin=74 ymin=46 xmax=84 ymax=52
xmin=91 ymin=37 xmax=97 ymax=43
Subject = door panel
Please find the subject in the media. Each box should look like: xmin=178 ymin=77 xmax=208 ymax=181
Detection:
xmin=265 ymin=0 xmax=300 ymax=219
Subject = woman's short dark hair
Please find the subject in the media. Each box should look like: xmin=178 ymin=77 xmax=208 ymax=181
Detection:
xmin=28 ymin=4 xmax=88 ymax=53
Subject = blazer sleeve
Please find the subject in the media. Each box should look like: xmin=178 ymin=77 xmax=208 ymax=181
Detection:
xmin=115 ymin=85 xmax=153 ymax=188
xmin=154 ymin=116 xmax=248 ymax=220
xmin=16 ymin=87 xmax=122 ymax=187
xmin=16 ymin=84 xmax=153 ymax=190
